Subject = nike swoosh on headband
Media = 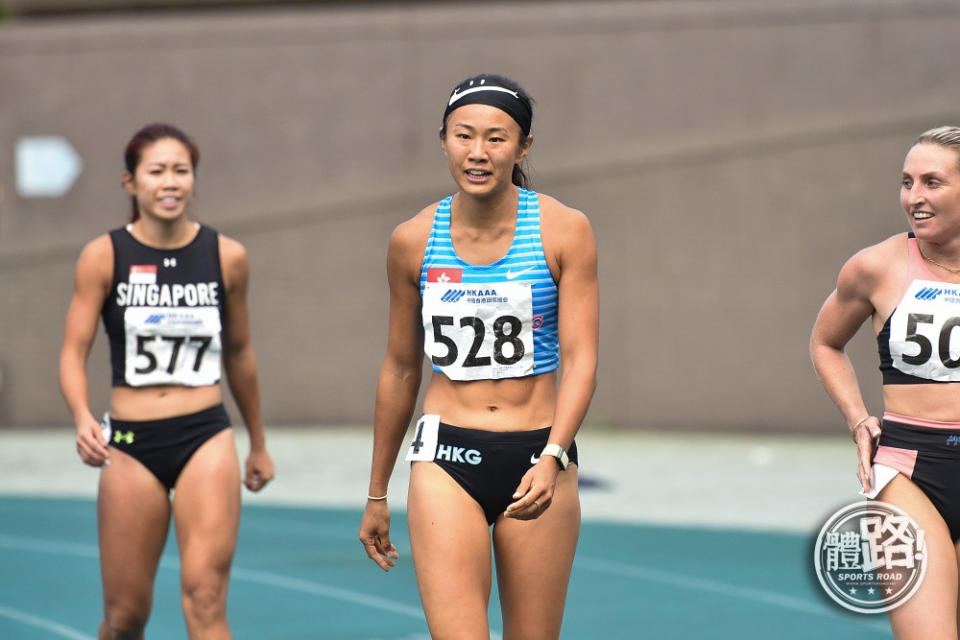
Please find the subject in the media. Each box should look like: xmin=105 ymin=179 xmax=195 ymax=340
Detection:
xmin=449 ymin=85 xmax=520 ymax=106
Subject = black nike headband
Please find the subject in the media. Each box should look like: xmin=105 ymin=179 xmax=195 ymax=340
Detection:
xmin=442 ymin=79 xmax=533 ymax=138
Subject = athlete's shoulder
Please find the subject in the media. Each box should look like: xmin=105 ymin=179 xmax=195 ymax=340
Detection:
xmin=216 ymin=231 xmax=248 ymax=264
xmin=80 ymin=232 xmax=113 ymax=256
xmin=384 ymin=203 xmax=439 ymax=285
xmin=844 ymin=233 xmax=907 ymax=277
xmin=76 ymin=233 xmax=114 ymax=269
xmin=73 ymin=233 xmax=114 ymax=291
xmin=214 ymin=231 xmax=250 ymax=297
xmin=538 ymin=193 xmax=593 ymax=236
xmin=837 ymin=233 xmax=908 ymax=298
xmin=536 ymin=192 xmax=588 ymax=223
xmin=537 ymin=192 xmax=595 ymax=257
xmin=390 ymin=202 xmax=438 ymax=253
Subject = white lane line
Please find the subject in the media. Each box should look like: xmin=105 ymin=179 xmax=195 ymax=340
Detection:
xmin=230 ymin=568 xmax=424 ymax=619
xmin=575 ymin=557 xmax=890 ymax=633
xmin=0 ymin=535 xmax=435 ymax=626
xmin=0 ymin=534 xmax=99 ymax=559
xmin=0 ymin=604 xmax=95 ymax=640
xmin=238 ymin=516 xmax=362 ymax=539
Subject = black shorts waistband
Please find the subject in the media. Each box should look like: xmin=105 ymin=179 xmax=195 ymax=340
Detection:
xmin=879 ymin=418 xmax=960 ymax=457
xmin=108 ymin=403 xmax=230 ymax=430
xmin=438 ymin=422 xmax=552 ymax=444
xmin=436 ymin=422 xmax=578 ymax=465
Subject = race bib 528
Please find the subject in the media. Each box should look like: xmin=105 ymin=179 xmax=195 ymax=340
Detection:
xmin=422 ymin=281 xmax=534 ymax=381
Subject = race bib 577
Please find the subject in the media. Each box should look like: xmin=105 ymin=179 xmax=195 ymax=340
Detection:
xmin=123 ymin=306 xmax=222 ymax=387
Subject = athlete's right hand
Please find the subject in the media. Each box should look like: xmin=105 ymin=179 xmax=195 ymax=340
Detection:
xmin=359 ymin=500 xmax=399 ymax=572
xmin=852 ymin=416 xmax=882 ymax=493
xmin=75 ymin=414 xmax=110 ymax=467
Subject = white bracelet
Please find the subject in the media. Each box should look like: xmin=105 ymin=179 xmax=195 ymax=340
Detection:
xmin=366 ymin=494 xmax=387 ymax=501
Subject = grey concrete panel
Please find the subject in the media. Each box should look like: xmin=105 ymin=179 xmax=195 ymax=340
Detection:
xmin=3 ymin=1 xmax=960 ymax=429
xmin=5 ymin=0 xmax=302 ymax=13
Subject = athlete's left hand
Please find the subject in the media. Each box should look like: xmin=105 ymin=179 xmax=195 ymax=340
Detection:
xmin=505 ymin=458 xmax=561 ymax=520
xmin=244 ymin=448 xmax=275 ymax=492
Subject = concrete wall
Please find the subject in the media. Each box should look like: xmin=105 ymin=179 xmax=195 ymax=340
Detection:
xmin=3 ymin=0 xmax=359 ymax=15
xmin=2 ymin=0 xmax=960 ymax=430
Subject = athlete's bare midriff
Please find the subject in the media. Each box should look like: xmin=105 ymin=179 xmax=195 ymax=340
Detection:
xmin=423 ymin=371 xmax=557 ymax=431
xmin=883 ymin=385 xmax=960 ymax=423
xmin=110 ymin=384 xmax=222 ymax=421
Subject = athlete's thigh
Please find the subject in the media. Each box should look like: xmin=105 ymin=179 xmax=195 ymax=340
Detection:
xmin=172 ymin=428 xmax=241 ymax=581
xmin=955 ymin=539 xmax=960 ymax=631
xmin=492 ymin=465 xmax=580 ymax=640
xmin=408 ymin=461 xmax=493 ymax=640
xmin=98 ymin=448 xmax=172 ymax=612
xmin=877 ymin=474 xmax=958 ymax=640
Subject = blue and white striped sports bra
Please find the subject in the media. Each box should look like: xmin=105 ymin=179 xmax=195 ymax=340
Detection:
xmin=419 ymin=188 xmax=559 ymax=380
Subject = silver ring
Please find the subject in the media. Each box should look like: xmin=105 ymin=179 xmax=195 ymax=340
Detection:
xmin=533 ymin=500 xmax=540 ymax=510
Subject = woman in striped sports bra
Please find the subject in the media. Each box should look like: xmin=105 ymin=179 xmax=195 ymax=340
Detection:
xmin=359 ymin=74 xmax=598 ymax=639
xmin=812 ymin=127 xmax=960 ymax=638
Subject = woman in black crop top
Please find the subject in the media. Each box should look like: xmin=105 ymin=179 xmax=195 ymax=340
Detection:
xmin=59 ymin=123 xmax=274 ymax=639
xmin=812 ymin=126 xmax=960 ymax=639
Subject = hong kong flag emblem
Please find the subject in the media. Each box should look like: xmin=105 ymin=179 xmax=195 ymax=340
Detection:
xmin=427 ymin=268 xmax=462 ymax=283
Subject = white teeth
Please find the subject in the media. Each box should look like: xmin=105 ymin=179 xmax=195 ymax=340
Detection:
xmin=466 ymin=170 xmax=487 ymax=176
xmin=914 ymin=212 xmax=933 ymax=219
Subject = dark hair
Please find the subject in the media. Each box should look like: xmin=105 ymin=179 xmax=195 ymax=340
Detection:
xmin=441 ymin=73 xmax=534 ymax=189
xmin=124 ymin=123 xmax=199 ymax=222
